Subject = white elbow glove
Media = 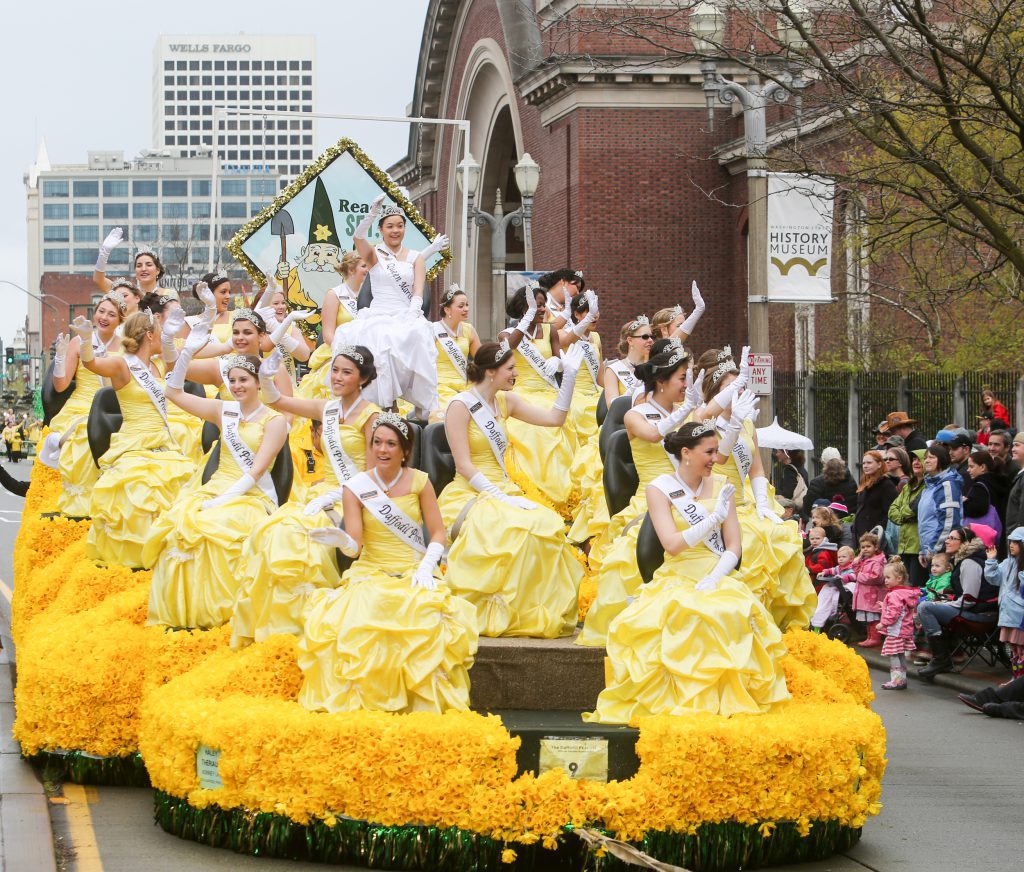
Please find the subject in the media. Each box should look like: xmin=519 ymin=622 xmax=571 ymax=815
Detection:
xmin=160 ymin=308 xmax=186 ymax=365
xmin=258 ymin=349 xmax=283 ymax=404
xmin=39 ymin=432 xmax=63 ymax=469
xmin=553 ymin=344 xmax=585 ymax=411
xmin=412 ymin=541 xmax=445 ymax=591
xmin=193 ymin=282 xmax=218 ymax=324
xmin=468 ymin=472 xmax=537 ymax=510
xmin=355 ymin=194 xmax=385 ymax=240
xmin=309 ymin=525 xmax=360 ymax=557
xmin=52 ymin=333 xmax=70 ymax=379
xmin=541 ymin=356 xmax=563 ymax=378
xmin=513 ymin=290 xmax=539 ymax=336
xmin=202 ymin=473 xmax=255 ymax=510
xmin=710 ymin=344 xmax=750 ymax=410
xmin=751 ymin=475 xmax=782 ymax=524
xmin=166 ymin=320 xmax=211 ymax=390
xmin=681 ymin=483 xmax=734 ymax=547
xmin=95 ymin=227 xmax=123 ymax=272
xmin=569 ymin=291 xmax=599 ymax=337
xmin=254 ymin=281 xmax=278 ymax=324
xmin=685 ymin=368 xmax=705 ymax=412
xmin=718 ymin=389 xmax=757 ymax=455
xmin=408 ymin=296 xmax=424 ymax=316
xmin=303 ymin=489 xmax=344 ymax=516
xmin=680 ymin=280 xmax=705 ymax=335
xmin=70 ymin=317 xmax=94 ymax=362
xmin=696 ymin=550 xmax=739 ymax=592
xmin=420 ymin=234 xmax=450 ymax=260
xmin=655 ymin=403 xmax=690 ymax=438
xmin=270 ymin=310 xmax=313 ymax=352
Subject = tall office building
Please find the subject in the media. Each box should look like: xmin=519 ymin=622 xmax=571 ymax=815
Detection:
xmin=152 ymin=35 xmax=316 ymax=180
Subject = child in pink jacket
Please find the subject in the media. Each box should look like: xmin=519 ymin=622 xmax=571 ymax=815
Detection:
xmin=851 ymin=532 xmax=888 ymax=648
xmin=876 ymin=557 xmax=919 ymax=690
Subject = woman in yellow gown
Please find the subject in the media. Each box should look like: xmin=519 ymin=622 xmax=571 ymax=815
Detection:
xmin=501 ymin=285 xmax=577 ymax=512
xmin=568 ymin=316 xmax=653 ymax=546
xmin=229 ymin=346 xmax=380 ymax=647
xmin=587 ymin=421 xmax=790 ymax=724
xmin=40 ymin=291 xmax=125 ymax=517
xmin=649 ymin=280 xmax=706 ymax=343
xmin=144 ymin=345 xmax=288 ymax=629
xmin=578 ymin=342 xmax=702 ymax=646
xmin=439 ymin=341 xmax=586 ymax=638
xmin=696 ymin=347 xmax=816 ymax=629
xmin=297 ymin=414 xmax=478 ymax=714
xmin=429 ymin=285 xmax=481 ymax=422
xmin=69 ymin=311 xmax=194 ymax=568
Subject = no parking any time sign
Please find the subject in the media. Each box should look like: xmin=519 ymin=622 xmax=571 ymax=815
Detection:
xmin=746 ymin=353 xmax=773 ymax=396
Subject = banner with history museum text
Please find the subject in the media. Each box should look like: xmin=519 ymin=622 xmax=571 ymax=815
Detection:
xmin=229 ymin=138 xmax=448 ymax=331
xmin=766 ymin=173 xmax=834 ymax=303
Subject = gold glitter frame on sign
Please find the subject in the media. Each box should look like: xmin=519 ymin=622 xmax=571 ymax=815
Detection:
xmin=228 ymin=138 xmax=450 ymax=336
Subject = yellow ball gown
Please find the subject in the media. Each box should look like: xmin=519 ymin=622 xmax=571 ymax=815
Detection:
xmin=506 ymin=323 xmax=576 ymax=511
xmin=50 ymin=355 xmax=108 ymax=518
xmin=296 ymin=298 xmax=356 ymax=402
xmin=586 ymin=474 xmax=791 ymax=724
xmin=577 ymin=417 xmax=675 ymax=646
xmin=715 ymin=419 xmax=816 ymax=629
xmin=297 ymin=470 xmax=478 ymax=714
xmin=437 ymin=393 xmax=583 ymax=638
xmin=144 ymin=410 xmax=282 ymax=629
xmin=231 ymin=402 xmax=380 ymax=647
xmin=86 ymin=368 xmax=194 ymax=568
xmin=432 ymin=320 xmax=473 ymax=419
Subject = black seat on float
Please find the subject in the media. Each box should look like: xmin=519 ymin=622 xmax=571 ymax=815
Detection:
xmin=603 ymin=428 xmax=639 ymax=516
xmin=200 ymin=430 xmax=294 ymax=506
xmin=87 ymin=387 xmax=123 ymax=465
xmin=41 ymin=359 xmax=76 ymax=427
xmin=358 ymin=274 xmax=432 ymax=318
xmin=598 ymin=394 xmax=633 ymax=462
xmin=595 ymin=391 xmax=608 ymax=427
xmin=404 ymin=420 xmax=423 ymax=472
xmin=636 ymin=513 xmax=665 ymax=584
xmin=418 ymin=422 xmax=455 ymax=495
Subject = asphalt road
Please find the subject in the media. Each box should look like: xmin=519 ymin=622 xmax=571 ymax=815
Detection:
xmin=0 ymin=459 xmax=1019 ymax=871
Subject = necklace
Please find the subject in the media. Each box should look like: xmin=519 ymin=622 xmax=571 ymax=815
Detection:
xmin=337 ymin=395 xmax=359 ymax=423
xmin=240 ymin=403 xmax=266 ymax=423
xmin=470 ymin=387 xmax=498 ymax=416
xmin=673 ymin=471 xmax=704 ymax=497
xmin=372 ymin=466 xmax=404 ymax=494
xmin=649 ymin=397 xmax=673 ymax=418
xmin=440 ymin=318 xmax=460 ymax=338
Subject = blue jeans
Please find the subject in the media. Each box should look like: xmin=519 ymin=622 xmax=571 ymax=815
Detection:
xmin=916 ymin=601 xmax=994 ymax=636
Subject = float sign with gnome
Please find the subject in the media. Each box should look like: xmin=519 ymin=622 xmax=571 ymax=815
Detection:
xmin=229 ymin=138 xmax=449 ymax=336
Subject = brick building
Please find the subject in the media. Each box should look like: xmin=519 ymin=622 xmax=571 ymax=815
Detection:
xmin=391 ymin=0 xmax=828 ymax=364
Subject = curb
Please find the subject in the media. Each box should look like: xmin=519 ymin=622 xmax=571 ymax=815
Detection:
xmin=854 ymin=646 xmax=993 ymax=695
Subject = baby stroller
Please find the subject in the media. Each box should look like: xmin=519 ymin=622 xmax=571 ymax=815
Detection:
xmin=821 ymin=579 xmax=857 ymax=643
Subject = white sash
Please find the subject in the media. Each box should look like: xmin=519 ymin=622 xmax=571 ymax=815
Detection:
xmin=375 ymin=245 xmax=413 ymax=300
xmin=322 ymin=400 xmax=359 ymax=484
xmin=609 ymin=360 xmax=640 ymax=394
xmin=454 ymin=390 xmax=508 ymax=475
xmin=335 ymin=285 xmax=359 ymax=317
xmin=345 ymin=471 xmax=427 ymax=555
xmin=546 ymin=293 xmax=568 ymax=323
xmin=516 ymin=335 xmax=558 ymax=389
xmin=220 ymin=402 xmax=278 ymax=505
xmin=434 ymin=323 xmax=467 ymax=379
xmin=650 ymin=474 xmax=726 ymax=555
xmin=124 ymin=354 xmax=170 ymax=433
xmin=578 ymin=337 xmax=600 ymax=389
xmin=634 ymin=401 xmax=678 ymax=469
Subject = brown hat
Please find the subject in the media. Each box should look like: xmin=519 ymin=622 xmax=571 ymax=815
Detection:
xmin=886 ymin=411 xmax=918 ymax=429
xmin=1013 ymin=432 xmax=1024 ymax=446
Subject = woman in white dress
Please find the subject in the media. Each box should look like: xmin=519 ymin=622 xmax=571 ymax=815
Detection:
xmin=334 ymin=194 xmax=449 ymax=414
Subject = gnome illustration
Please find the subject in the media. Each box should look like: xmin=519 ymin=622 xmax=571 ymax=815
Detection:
xmin=275 ymin=176 xmax=342 ymax=318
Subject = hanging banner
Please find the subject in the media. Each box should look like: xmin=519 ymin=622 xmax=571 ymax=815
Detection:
xmin=229 ymin=138 xmax=450 ymax=334
xmin=766 ymin=173 xmax=834 ymax=303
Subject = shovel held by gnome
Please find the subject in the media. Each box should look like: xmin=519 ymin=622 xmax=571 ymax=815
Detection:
xmin=271 ymin=209 xmax=294 ymax=296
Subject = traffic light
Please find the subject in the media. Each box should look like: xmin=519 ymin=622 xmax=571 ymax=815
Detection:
xmin=4 ymin=347 xmax=13 ymax=366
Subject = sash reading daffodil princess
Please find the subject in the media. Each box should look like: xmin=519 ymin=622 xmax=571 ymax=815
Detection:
xmin=437 ymin=340 xmax=586 ymax=638
xmin=430 ymin=284 xmax=481 ymax=422
xmin=229 ymin=345 xmax=381 ymax=648
xmin=144 ymin=351 xmax=288 ymax=630
xmin=297 ymin=413 xmax=479 ymax=714
xmin=69 ymin=311 xmax=193 ymax=568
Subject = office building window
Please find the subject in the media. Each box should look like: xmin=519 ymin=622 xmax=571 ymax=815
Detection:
xmin=134 ymin=225 xmax=158 ymax=242
xmin=162 ymin=203 xmax=188 ymax=220
xmin=103 ymin=180 xmax=129 ymax=197
xmin=74 ymin=249 xmax=96 ymax=266
xmin=221 ymin=179 xmax=246 ymax=196
xmin=192 ymin=180 xmax=211 ymax=197
xmin=107 ymin=248 xmax=130 ymax=265
xmin=162 ymin=180 xmax=188 ymax=196
xmin=43 ymin=203 xmax=68 ymax=220
xmin=251 ymin=202 xmax=270 ymax=216
xmin=192 ymin=202 xmax=212 ymax=219
xmin=103 ymin=202 xmax=129 ymax=219
xmin=43 ymin=225 xmax=69 ymax=242
xmin=191 ymin=247 xmax=209 ymax=264
xmin=133 ymin=202 xmax=158 ymax=218
xmin=74 ymin=203 xmax=99 ymax=218
xmin=192 ymin=225 xmax=211 ymax=241
xmin=43 ymin=180 xmax=69 ymax=197
xmin=133 ymin=180 xmax=158 ymax=197
xmin=222 ymin=224 xmax=242 ymax=238
xmin=73 ymin=180 xmax=99 ymax=197
xmin=221 ymin=202 xmax=247 ymax=218
xmin=163 ymin=224 xmax=187 ymax=242
xmin=43 ymin=249 xmax=70 ymax=266
xmin=74 ymin=225 xmax=99 ymax=243
xmin=164 ymin=136 xmax=174 ymax=145
xmin=164 ymin=61 xmax=173 ymax=70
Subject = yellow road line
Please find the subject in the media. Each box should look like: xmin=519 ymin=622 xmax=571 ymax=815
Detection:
xmin=62 ymin=783 xmax=105 ymax=871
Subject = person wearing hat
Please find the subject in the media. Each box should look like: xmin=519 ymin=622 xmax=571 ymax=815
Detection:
xmin=872 ymin=421 xmax=889 ymax=449
xmin=802 ymin=447 xmax=857 ymax=520
xmin=885 ymin=411 xmax=927 ymax=452
xmin=887 ymin=448 xmax=929 ymax=586
xmin=935 ymin=428 xmax=973 ymax=483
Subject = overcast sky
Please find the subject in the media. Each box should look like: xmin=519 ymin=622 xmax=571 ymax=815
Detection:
xmin=0 ymin=1 xmax=430 ymax=348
